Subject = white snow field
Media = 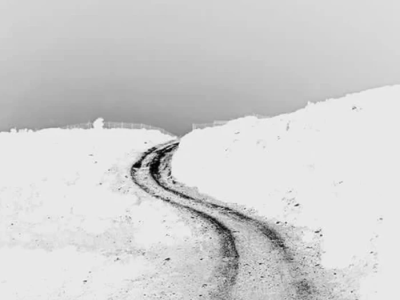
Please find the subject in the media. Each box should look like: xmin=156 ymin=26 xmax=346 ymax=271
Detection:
xmin=171 ymin=85 xmax=400 ymax=300
xmin=1 ymin=85 xmax=399 ymax=300
xmin=0 ymin=127 xmax=203 ymax=299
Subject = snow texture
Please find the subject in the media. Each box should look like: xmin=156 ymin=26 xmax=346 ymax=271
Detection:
xmin=171 ymin=85 xmax=400 ymax=300
xmin=1 ymin=85 xmax=399 ymax=299
xmin=0 ymin=127 xmax=197 ymax=299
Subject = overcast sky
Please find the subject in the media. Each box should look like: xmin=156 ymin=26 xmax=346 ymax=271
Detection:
xmin=1 ymin=0 xmax=400 ymax=135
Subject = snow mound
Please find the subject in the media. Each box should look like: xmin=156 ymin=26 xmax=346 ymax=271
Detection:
xmin=93 ymin=118 xmax=104 ymax=130
xmin=171 ymin=85 xmax=400 ymax=300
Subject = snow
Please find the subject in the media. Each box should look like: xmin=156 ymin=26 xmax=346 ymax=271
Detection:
xmin=1 ymin=85 xmax=399 ymax=299
xmin=0 ymin=127 xmax=196 ymax=299
xmin=171 ymin=85 xmax=400 ymax=300
xmin=93 ymin=118 xmax=104 ymax=130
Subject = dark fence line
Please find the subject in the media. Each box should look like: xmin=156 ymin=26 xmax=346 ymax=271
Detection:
xmin=60 ymin=122 xmax=93 ymax=130
xmin=60 ymin=121 xmax=176 ymax=137
xmin=10 ymin=114 xmax=268 ymax=134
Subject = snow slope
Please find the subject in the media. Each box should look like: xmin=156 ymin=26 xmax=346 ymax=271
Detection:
xmin=0 ymin=127 xmax=203 ymax=299
xmin=171 ymin=85 xmax=400 ymax=300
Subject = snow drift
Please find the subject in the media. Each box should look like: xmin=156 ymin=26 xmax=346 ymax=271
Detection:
xmin=171 ymin=85 xmax=400 ymax=300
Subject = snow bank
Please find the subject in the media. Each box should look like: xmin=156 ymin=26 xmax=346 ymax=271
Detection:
xmin=171 ymin=85 xmax=400 ymax=300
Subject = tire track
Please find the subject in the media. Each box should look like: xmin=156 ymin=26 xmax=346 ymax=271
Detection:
xmin=151 ymin=143 xmax=292 ymax=259
xmin=131 ymin=140 xmax=321 ymax=299
xmin=131 ymin=141 xmax=240 ymax=299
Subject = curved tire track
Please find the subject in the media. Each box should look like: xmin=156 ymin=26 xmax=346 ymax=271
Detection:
xmin=131 ymin=140 xmax=319 ymax=300
xmin=132 ymin=142 xmax=240 ymax=299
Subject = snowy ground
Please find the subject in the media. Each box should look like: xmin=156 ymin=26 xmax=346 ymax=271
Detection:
xmin=1 ymin=85 xmax=399 ymax=300
xmin=171 ymin=85 xmax=400 ymax=300
xmin=0 ymin=128 xmax=201 ymax=299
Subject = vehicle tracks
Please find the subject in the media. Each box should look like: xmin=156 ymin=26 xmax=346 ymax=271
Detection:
xmin=131 ymin=140 xmax=324 ymax=300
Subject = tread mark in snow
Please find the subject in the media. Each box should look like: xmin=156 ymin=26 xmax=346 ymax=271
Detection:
xmin=131 ymin=140 xmax=316 ymax=300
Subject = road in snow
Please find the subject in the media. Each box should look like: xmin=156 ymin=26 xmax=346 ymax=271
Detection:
xmin=1 ymin=85 xmax=398 ymax=299
xmin=131 ymin=139 xmax=344 ymax=300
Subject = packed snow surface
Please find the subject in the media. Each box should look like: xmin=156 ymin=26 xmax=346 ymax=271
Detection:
xmin=171 ymin=85 xmax=400 ymax=300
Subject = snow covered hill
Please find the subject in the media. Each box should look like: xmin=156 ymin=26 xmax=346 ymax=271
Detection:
xmin=1 ymin=85 xmax=399 ymax=299
xmin=171 ymin=85 xmax=400 ymax=300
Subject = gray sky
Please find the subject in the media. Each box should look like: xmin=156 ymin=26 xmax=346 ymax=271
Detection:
xmin=1 ymin=0 xmax=400 ymax=135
